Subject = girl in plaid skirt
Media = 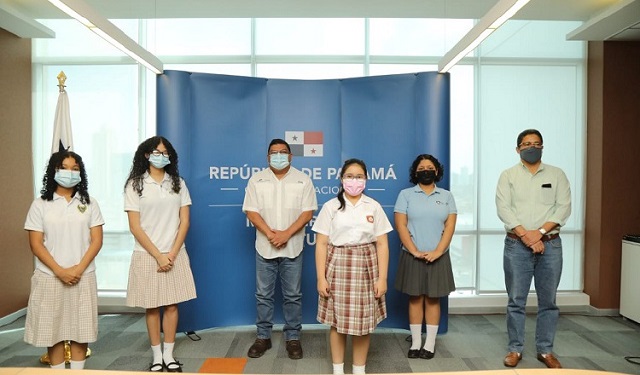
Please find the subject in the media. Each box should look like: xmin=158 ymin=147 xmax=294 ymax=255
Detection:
xmin=124 ymin=136 xmax=196 ymax=372
xmin=24 ymin=151 xmax=105 ymax=370
xmin=312 ymin=159 xmax=393 ymax=375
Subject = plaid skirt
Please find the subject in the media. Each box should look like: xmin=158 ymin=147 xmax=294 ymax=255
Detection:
xmin=24 ymin=270 xmax=98 ymax=347
xmin=394 ymin=249 xmax=456 ymax=297
xmin=317 ymin=243 xmax=387 ymax=336
xmin=126 ymin=249 xmax=197 ymax=309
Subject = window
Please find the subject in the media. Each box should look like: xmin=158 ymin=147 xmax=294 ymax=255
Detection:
xmin=32 ymin=64 xmax=140 ymax=290
xmin=256 ymin=19 xmax=364 ymax=55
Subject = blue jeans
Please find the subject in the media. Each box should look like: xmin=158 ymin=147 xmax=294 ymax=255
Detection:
xmin=503 ymin=235 xmax=563 ymax=354
xmin=255 ymin=252 xmax=303 ymax=341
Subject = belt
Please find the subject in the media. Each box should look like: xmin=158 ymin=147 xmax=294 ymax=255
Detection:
xmin=506 ymin=232 xmax=559 ymax=242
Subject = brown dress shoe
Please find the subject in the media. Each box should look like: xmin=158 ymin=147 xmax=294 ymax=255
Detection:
xmin=503 ymin=352 xmax=522 ymax=367
xmin=248 ymin=338 xmax=272 ymax=358
xmin=537 ymin=353 xmax=562 ymax=368
xmin=285 ymin=340 xmax=303 ymax=359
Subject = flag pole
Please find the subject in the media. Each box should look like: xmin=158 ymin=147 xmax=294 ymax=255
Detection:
xmin=57 ymin=71 xmax=66 ymax=93
xmin=50 ymin=71 xmax=73 ymax=154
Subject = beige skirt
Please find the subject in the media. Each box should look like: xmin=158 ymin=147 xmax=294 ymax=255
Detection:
xmin=24 ymin=270 xmax=98 ymax=347
xmin=126 ymin=249 xmax=197 ymax=308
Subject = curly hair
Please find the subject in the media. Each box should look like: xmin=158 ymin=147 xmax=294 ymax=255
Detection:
xmin=124 ymin=136 xmax=181 ymax=196
xmin=409 ymin=154 xmax=444 ymax=184
xmin=40 ymin=151 xmax=90 ymax=204
xmin=336 ymin=158 xmax=367 ymax=211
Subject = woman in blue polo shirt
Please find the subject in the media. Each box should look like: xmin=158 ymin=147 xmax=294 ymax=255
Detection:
xmin=394 ymin=154 xmax=457 ymax=360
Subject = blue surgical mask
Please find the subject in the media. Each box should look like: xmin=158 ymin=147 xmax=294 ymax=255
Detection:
xmin=149 ymin=154 xmax=171 ymax=169
xmin=269 ymin=153 xmax=290 ymax=170
xmin=54 ymin=170 xmax=81 ymax=188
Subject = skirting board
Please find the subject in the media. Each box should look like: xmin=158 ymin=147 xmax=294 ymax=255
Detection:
xmin=0 ymin=308 xmax=26 ymax=327
xmin=448 ymin=292 xmax=598 ymax=315
xmin=98 ymin=292 xmax=602 ymax=316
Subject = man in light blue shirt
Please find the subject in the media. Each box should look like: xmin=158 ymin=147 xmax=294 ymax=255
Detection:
xmin=496 ymin=129 xmax=571 ymax=369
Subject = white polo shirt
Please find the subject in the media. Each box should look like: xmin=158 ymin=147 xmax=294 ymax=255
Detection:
xmin=312 ymin=194 xmax=393 ymax=246
xmin=24 ymin=193 xmax=105 ymax=276
xmin=242 ymin=166 xmax=317 ymax=259
xmin=124 ymin=172 xmax=192 ymax=253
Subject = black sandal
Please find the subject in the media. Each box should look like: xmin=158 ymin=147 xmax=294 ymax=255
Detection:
xmin=163 ymin=360 xmax=183 ymax=373
xmin=149 ymin=362 xmax=164 ymax=372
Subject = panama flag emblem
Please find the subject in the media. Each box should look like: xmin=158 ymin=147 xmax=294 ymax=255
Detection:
xmin=285 ymin=131 xmax=323 ymax=157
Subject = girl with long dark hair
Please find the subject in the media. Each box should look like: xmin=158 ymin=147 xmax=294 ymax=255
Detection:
xmin=124 ymin=136 xmax=196 ymax=373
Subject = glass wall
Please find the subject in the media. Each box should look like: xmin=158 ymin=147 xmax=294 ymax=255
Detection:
xmin=32 ymin=18 xmax=585 ymax=297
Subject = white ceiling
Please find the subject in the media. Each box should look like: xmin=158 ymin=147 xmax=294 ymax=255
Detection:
xmin=1 ymin=0 xmax=639 ymax=41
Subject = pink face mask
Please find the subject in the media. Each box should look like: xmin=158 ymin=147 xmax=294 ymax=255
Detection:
xmin=343 ymin=178 xmax=366 ymax=196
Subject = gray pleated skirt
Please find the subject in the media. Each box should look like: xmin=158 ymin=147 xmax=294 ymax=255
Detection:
xmin=126 ymin=250 xmax=197 ymax=309
xmin=394 ymin=249 xmax=456 ymax=297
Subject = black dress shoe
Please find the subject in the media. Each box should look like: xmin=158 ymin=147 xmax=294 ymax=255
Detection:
xmin=408 ymin=349 xmax=420 ymax=359
xmin=248 ymin=338 xmax=272 ymax=358
xmin=419 ymin=348 xmax=435 ymax=359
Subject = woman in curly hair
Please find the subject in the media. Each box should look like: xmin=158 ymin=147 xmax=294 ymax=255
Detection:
xmin=124 ymin=136 xmax=196 ymax=373
xmin=393 ymin=154 xmax=457 ymax=360
xmin=24 ymin=150 xmax=104 ymax=370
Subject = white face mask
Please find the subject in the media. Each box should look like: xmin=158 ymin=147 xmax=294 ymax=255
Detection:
xmin=54 ymin=170 xmax=81 ymax=188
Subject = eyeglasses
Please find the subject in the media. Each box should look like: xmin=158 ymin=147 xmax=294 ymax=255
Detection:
xmin=56 ymin=167 xmax=80 ymax=172
xmin=519 ymin=142 xmax=543 ymax=149
xmin=342 ymin=174 xmax=366 ymax=181
xmin=269 ymin=150 xmax=290 ymax=155
xmin=151 ymin=149 xmax=170 ymax=157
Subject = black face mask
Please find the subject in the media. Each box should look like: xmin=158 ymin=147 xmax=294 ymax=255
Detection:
xmin=416 ymin=170 xmax=437 ymax=185
xmin=520 ymin=146 xmax=542 ymax=164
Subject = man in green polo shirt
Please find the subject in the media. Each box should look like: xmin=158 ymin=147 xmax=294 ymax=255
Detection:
xmin=496 ymin=129 xmax=571 ymax=369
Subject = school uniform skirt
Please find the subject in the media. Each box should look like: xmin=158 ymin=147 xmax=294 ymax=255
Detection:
xmin=126 ymin=249 xmax=197 ymax=309
xmin=394 ymin=249 xmax=456 ymax=297
xmin=24 ymin=270 xmax=98 ymax=347
xmin=317 ymin=243 xmax=387 ymax=336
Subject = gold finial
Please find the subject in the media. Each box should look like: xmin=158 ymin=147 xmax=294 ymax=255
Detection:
xmin=57 ymin=71 xmax=67 ymax=93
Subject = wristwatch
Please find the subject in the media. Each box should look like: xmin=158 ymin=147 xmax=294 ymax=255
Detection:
xmin=539 ymin=228 xmax=547 ymax=235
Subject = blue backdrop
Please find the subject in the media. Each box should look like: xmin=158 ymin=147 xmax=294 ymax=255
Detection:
xmin=156 ymin=71 xmax=450 ymax=333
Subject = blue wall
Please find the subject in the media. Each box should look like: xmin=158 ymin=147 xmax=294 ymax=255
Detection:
xmin=157 ymin=71 xmax=450 ymax=332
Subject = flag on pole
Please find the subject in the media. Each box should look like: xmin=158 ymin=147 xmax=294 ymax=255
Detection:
xmin=40 ymin=73 xmax=88 ymax=365
xmin=51 ymin=71 xmax=73 ymax=155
